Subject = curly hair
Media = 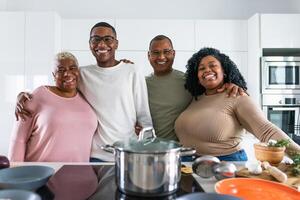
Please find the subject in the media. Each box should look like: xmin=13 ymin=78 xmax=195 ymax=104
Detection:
xmin=185 ymin=47 xmax=247 ymax=99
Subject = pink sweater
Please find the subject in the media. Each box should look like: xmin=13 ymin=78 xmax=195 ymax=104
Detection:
xmin=9 ymin=86 xmax=98 ymax=162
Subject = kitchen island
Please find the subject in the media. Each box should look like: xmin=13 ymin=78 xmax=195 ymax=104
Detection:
xmin=10 ymin=161 xmax=216 ymax=199
xmin=9 ymin=162 xmax=300 ymax=199
xmin=11 ymin=161 xmax=245 ymax=193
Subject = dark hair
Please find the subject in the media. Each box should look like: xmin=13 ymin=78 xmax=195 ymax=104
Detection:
xmin=149 ymin=35 xmax=173 ymax=50
xmin=90 ymin=22 xmax=117 ymax=37
xmin=185 ymin=47 xmax=247 ymax=99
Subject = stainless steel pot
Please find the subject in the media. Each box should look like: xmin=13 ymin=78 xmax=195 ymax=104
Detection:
xmin=102 ymin=127 xmax=195 ymax=197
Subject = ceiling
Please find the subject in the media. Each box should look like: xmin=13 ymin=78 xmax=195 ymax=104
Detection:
xmin=1 ymin=0 xmax=300 ymax=19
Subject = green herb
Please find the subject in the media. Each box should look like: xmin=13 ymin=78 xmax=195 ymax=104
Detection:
xmin=291 ymin=153 xmax=300 ymax=176
xmin=292 ymin=153 xmax=300 ymax=165
xmin=267 ymin=139 xmax=290 ymax=147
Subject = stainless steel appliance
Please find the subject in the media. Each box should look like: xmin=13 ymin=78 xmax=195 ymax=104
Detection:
xmin=261 ymin=56 xmax=300 ymax=94
xmin=101 ymin=128 xmax=196 ymax=197
xmin=262 ymin=94 xmax=300 ymax=144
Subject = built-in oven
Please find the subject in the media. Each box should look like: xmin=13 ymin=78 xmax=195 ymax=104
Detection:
xmin=261 ymin=56 xmax=300 ymax=94
xmin=262 ymin=94 xmax=300 ymax=145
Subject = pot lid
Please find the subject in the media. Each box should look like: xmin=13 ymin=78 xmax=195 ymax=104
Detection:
xmin=113 ymin=127 xmax=181 ymax=153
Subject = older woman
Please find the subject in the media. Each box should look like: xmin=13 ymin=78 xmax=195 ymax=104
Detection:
xmin=9 ymin=52 xmax=98 ymax=162
xmin=175 ymin=47 xmax=300 ymax=161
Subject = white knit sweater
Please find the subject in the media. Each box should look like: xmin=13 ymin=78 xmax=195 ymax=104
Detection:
xmin=79 ymin=62 xmax=153 ymax=161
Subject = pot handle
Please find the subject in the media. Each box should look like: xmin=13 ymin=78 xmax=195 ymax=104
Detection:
xmin=138 ymin=127 xmax=156 ymax=141
xmin=180 ymin=147 xmax=196 ymax=157
xmin=100 ymin=144 xmax=115 ymax=154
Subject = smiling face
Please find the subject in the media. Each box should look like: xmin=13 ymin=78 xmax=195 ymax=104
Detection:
xmin=53 ymin=58 xmax=79 ymax=93
xmin=197 ymin=55 xmax=225 ymax=95
xmin=89 ymin=26 xmax=118 ymax=67
xmin=148 ymin=38 xmax=175 ymax=76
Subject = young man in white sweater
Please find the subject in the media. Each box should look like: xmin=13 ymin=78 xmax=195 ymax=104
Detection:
xmin=15 ymin=22 xmax=153 ymax=162
xmin=80 ymin=22 xmax=152 ymax=161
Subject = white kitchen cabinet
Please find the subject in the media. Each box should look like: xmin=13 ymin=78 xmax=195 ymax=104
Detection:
xmin=25 ymin=12 xmax=61 ymax=89
xmin=261 ymin=14 xmax=300 ymax=48
xmin=116 ymin=51 xmax=151 ymax=76
xmin=172 ymin=51 xmax=195 ymax=73
xmin=247 ymin=14 xmax=261 ymax=105
xmin=195 ymin=20 xmax=248 ymax=51
xmin=61 ymin=19 xmax=114 ymax=51
xmin=0 ymin=12 xmax=25 ymax=156
xmin=224 ymin=51 xmax=248 ymax=76
xmin=116 ymin=19 xmax=195 ymax=51
xmin=68 ymin=50 xmax=96 ymax=67
xmin=0 ymin=12 xmax=62 ymax=156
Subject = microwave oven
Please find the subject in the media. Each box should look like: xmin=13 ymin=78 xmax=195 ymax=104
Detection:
xmin=261 ymin=56 xmax=300 ymax=94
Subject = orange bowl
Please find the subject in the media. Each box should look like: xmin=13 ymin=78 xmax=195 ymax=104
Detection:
xmin=215 ymin=178 xmax=300 ymax=200
xmin=253 ymin=143 xmax=285 ymax=165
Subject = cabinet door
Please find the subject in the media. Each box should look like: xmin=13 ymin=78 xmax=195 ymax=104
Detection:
xmin=0 ymin=12 xmax=25 ymax=156
xmin=62 ymin=19 xmax=114 ymax=51
xmin=116 ymin=19 xmax=195 ymax=51
xmin=195 ymin=20 xmax=248 ymax=51
xmin=261 ymin=14 xmax=300 ymax=48
xmin=25 ymin=12 xmax=61 ymax=89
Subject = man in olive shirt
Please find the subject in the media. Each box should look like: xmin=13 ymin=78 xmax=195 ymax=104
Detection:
xmin=145 ymin=35 xmax=192 ymax=141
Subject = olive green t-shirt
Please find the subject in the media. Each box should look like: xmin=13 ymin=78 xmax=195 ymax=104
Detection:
xmin=146 ymin=69 xmax=192 ymax=141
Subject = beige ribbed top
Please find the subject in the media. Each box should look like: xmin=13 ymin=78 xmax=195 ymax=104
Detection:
xmin=175 ymin=92 xmax=300 ymax=156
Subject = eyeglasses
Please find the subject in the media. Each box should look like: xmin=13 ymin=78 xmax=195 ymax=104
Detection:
xmin=149 ymin=49 xmax=174 ymax=57
xmin=89 ymin=35 xmax=116 ymax=45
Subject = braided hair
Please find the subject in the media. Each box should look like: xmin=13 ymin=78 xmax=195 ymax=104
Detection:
xmin=185 ymin=47 xmax=247 ymax=100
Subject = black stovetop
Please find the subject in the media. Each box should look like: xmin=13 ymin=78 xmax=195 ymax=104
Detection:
xmin=37 ymin=165 xmax=204 ymax=200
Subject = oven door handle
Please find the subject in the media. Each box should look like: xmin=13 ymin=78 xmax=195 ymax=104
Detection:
xmin=270 ymin=107 xmax=299 ymax=111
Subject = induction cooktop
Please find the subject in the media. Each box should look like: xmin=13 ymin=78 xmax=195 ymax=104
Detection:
xmin=36 ymin=165 xmax=204 ymax=200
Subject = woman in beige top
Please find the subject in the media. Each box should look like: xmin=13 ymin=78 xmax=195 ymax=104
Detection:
xmin=175 ymin=47 xmax=300 ymax=161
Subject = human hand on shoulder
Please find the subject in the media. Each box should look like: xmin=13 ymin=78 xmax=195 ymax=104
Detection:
xmin=217 ymin=83 xmax=248 ymax=97
xmin=15 ymin=92 xmax=32 ymax=121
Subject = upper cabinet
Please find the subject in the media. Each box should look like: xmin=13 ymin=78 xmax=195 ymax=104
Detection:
xmin=195 ymin=20 xmax=248 ymax=52
xmin=0 ymin=12 xmax=25 ymax=103
xmin=0 ymin=12 xmax=25 ymax=73
xmin=261 ymin=14 xmax=300 ymax=48
xmin=24 ymin=12 xmax=62 ymax=89
xmin=61 ymin=19 xmax=114 ymax=51
xmin=116 ymin=19 xmax=195 ymax=51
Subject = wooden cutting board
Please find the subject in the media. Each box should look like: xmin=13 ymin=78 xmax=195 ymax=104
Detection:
xmin=236 ymin=163 xmax=300 ymax=190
